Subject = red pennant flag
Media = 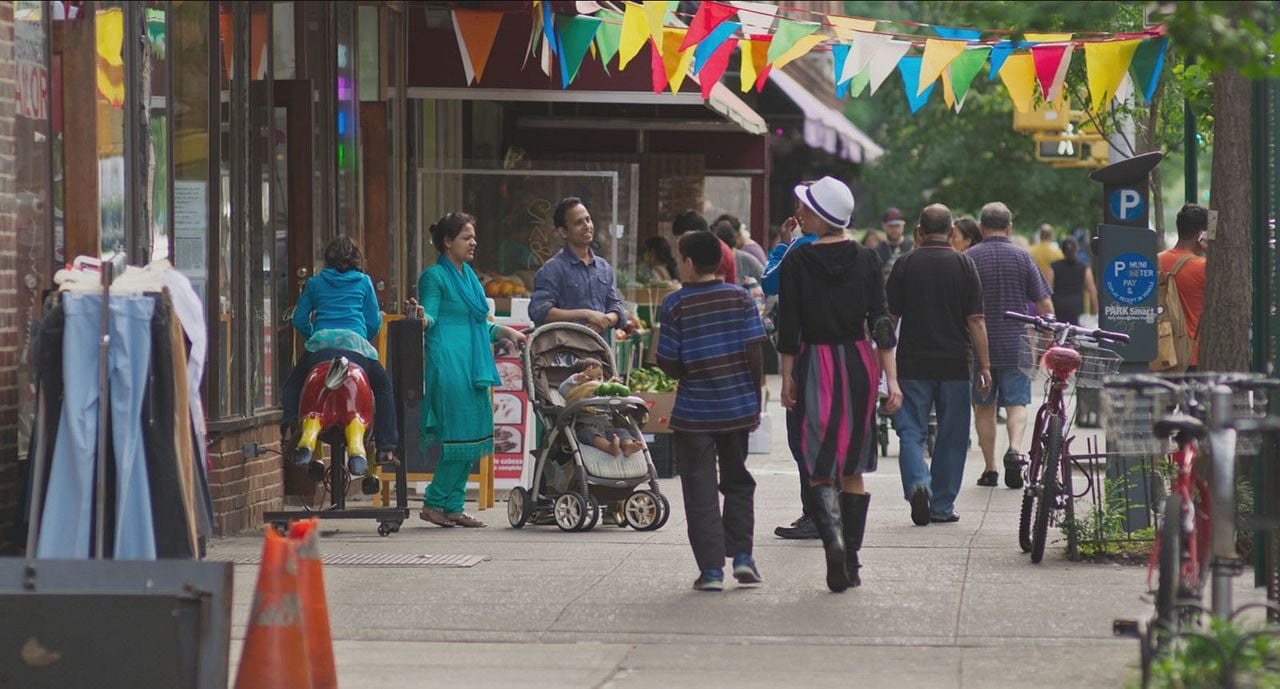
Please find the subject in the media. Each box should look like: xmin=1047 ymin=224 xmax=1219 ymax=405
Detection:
xmin=700 ymin=38 xmax=738 ymax=100
xmin=680 ymin=1 xmax=737 ymax=52
xmin=650 ymin=38 xmax=668 ymax=93
xmin=1032 ymin=44 xmax=1070 ymax=101
xmin=453 ymin=9 xmax=505 ymax=83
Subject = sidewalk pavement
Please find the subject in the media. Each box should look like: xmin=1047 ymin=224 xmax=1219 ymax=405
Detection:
xmin=211 ymin=375 xmax=1263 ymax=689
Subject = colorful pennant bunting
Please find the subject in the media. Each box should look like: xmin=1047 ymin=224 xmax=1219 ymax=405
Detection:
xmin=1128 ymin=36 xmax=1167 ymax=103
xmin=700 ymin=38 xmax=738 ymax=100
xmin=643 ymin=1 xmax=672 ymax=42
xmin=655 ymin=27 xmax=695 ymax=94
xmin=832 ymin=43 xmax=852 ymax=96
xmin=542 ymin=0 xmax=558 ymax=56
xmin=731 ymin=1 xmax=778 ymax=36
xmin=1085 ymin=39 xmax=1141 ymax=112
xmin=1032 ymin=43 xmax=1073 ymax=102
xmin=828 ymin=16 xmax=876 ymax=40
xmin=594 ymin=10 xmax=622 ymax=69
xmin=998 ymin=53 xmax=1037 ymax=113
xmin=933 ymin=26 xmax=982 ymax=41
xmin=841 ymin=31 xmax=889 ymax=84
xmin=867 ymin=38 xmax=911 ymax=95
xmin=452 ymin=10 xmax=504 ymax=85
xmin=848 ymin=66 xmax=871 ymax=98
xmin=1024 ymin=32 xmax=1072 ymax=42
xmin=556 ymin=15 xmax=601 ymax=87
xmin=948 ymin=47 xmax=990 ymax=103
xmin=681 ymin=1 xmax=737 ymax=52
xmin=767 ymin=19 xmax=821 ymax=66
xmin=693 ymin=21 xmax=740 ymax=74
xmin=898 ymin=56 xmax=935 ymax=114
xmin=918 ymin=38 xmax=967 ymax=96
xmin=618 ymin=2 xmax=648 ymax=70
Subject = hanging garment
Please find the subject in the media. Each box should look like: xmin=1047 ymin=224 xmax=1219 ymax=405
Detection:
xmin=142 ymin=295 xmax=194 ymax=558
xmin=37 ymin=292 xmax=158 ymax=560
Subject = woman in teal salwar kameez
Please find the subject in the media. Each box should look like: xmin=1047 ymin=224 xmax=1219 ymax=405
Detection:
xmin=417 ymin=212 xmax=526 ymax=527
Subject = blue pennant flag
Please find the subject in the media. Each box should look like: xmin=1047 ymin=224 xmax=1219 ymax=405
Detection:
xmin=988 ymin=40 xmax=1035 ymax=79
xmin=898 ymin=55 xmax=934 ymax=114
xmin=832 ymin=43 xmax=852 ymax=97
xmin=542 ymin=1 xmax=558 ymax=56
xmin=932 ymin=26 xmax=982 ymax=42
xmin=693 ymin=21 xmax=740 ymax=74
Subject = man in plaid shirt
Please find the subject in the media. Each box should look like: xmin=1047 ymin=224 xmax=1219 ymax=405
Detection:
xmin=966 ymin=202 xmax=1053 ymax=490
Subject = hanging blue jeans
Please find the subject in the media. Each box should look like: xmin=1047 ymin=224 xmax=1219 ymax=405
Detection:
xmin=37 ymin=292 xmax=157 ymax=560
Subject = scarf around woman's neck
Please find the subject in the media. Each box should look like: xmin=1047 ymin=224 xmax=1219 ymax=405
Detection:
xmin=437 ymin=254 xmax=500 ymax=389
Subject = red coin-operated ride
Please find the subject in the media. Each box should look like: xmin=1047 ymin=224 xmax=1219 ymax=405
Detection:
xmin=294 ymin=355 xmax=382 ymax=496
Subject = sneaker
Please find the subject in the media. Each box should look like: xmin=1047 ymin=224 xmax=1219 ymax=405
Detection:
xmin=732 ymin=554 xmax=762 ymax=586
xmin=976 ymin=470 xmax=999 ymax=487
xmin=376 ymin=448 xmax=399 ymax=467
xmin=774 ymin=514 xmax=819 ymax=539
xmin=348 ymin=454 xmax=369 ymax=477
xmin=693 ymin=569 xmax=724 ymax=592
xmin=909 ymin=485 xmax=931 ymax=526
xmin=1003 ymin=450 xmax=1024 ymax=489
xmin=930 ymin=513 xmax=961 ymax=523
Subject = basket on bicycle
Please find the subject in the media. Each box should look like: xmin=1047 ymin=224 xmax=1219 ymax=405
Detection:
xmin=1018 ymin=327 xmax=1123 ymax=389
xmin=1102 ymin=373 xmax=1274 ymax=457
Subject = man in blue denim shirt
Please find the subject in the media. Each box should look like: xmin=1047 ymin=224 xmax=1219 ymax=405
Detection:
xmin=529 ymin=197 xmax=627 ymax=332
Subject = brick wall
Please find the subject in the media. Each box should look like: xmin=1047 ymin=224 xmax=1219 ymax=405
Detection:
xmin=0 ymin=2 xmax=20 ymax=554
xmin=206 ymin=423 xmax=284 ymax=535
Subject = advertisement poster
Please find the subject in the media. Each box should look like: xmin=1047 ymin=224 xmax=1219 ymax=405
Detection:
xmin=493 ymin=335 xmax=533 ymax=488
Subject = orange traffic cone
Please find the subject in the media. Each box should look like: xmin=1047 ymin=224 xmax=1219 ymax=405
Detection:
xmin=289 ymin=518 xmax=337 ymax=689
xmin=234 ymin=527 xmax=313 ymax=689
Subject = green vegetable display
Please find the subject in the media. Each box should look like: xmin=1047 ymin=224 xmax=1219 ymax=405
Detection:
xmin=626 ymin=367 xmax=677 ymax=393
xmin=596 ymin=382 xmax=632 ymax=397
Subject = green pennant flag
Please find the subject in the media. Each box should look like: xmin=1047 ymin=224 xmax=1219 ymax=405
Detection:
xmin=848 ymin=66 xmax=871 ymax=97
xmin=766 ymin=19 xmax=820 ymax=65
xmin=595 ymin=10 xmax=623 ymax=71
xmin=949 ymin=47 xmax=991 ymax=103
xmin=1128 ymin=36 xmax=1167 ymax=104
xmin=556 ymin=15 xmax=602 ymax=87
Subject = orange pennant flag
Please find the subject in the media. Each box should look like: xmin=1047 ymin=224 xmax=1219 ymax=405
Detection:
xmin=452 ymin=10 xmax=504 ymax=84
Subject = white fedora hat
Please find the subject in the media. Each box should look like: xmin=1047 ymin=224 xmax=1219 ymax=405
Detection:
xmin=793 ymin=176 xmax=855 ymax=229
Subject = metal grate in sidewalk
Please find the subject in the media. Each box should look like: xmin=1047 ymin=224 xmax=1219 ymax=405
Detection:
xmin=215 ymin=553 xmax=487 ymax=568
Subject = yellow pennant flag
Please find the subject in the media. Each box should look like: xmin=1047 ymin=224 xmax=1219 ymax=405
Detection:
xmin=999 ymin=53 xmax=1037 ymax=113
xmin=941 ymin=66 xmax=956 ymax=109
xmin=918 ymin=38 xmax=966 ymax=96
xmin=1085 ymin=39 xmax=1141 ymax=112
xmin=660 ymin=28 xmax=696 ymax=93
xmin=643 ymin=0 xmax=671 ymax=41
xmin=772 ymin=34 xmax=827 ymax=71
xmin=1025 ymin=32 xmax=1072 ymax=42
xmin=618 ymin=2 xmax=648 ymax=70
xmin=739 ymin=38 xmax=769 ymax=93
xmin=827 ymin=16 xmax=876 ymax=40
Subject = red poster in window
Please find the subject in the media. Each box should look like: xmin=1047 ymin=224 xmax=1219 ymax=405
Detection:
xmin=493 ymin=342 xmax=531 ymax=483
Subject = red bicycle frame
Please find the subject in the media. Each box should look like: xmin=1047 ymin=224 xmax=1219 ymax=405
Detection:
xmin=1146 ymin=439 xmax=1211 ymax=592
xmin=1027 ymin=345 xmax=1081 ymax=485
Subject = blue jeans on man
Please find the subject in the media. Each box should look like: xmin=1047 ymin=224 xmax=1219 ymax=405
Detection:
xmin=895 ymin=378 xmax=972 ymax=519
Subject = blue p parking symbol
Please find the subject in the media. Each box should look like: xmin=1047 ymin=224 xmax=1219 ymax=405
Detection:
xmin=1109 ymin=188 xmax=1146 ymax=222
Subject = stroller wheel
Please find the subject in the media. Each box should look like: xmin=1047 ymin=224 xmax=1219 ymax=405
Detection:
xmin=624 ymin=490 xmax=668 ymax=531
xmin=580 ymin=495 xmax=600 ymax=532
xmin=507 ymin=487 xmax=531 ymax=528
xmin=553 ymin=493 xmax=587 ymax=531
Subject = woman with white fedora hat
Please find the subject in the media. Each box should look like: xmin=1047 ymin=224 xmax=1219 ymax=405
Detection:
xmin=776 ymin=176 xmax=902 ymax=592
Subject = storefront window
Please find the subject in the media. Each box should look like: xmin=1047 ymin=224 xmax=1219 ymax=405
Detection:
xmin=335 ymin=2 xmax=358 ymax=240
xmin=144 ymin=3 xmax=171 ymax=262
xmin=385 ymin=7 xmax=404 ymax=306
xmin=97 ymin=1 xmax=127 ymax=255
xmin=172 ymin=0 xmax=210 ymax=302
xmin=15 ymin=1 xmax=53 ymax=462
xmin=249 ymin=2 xmax=277 ymax=409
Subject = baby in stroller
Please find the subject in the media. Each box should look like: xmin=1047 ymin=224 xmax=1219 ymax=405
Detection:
xmin=559 ymin=358 xmax=645 ymax=457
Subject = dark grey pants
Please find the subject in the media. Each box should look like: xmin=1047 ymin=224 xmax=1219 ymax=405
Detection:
xmin=674 ymin=430 xmax=756 ymax=571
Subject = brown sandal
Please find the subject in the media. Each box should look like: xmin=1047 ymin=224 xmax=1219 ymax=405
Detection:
xmin=446 ymin=512 xmax=487 ymax=528
xmin=419 ymin=507 xmax=455 ymax=527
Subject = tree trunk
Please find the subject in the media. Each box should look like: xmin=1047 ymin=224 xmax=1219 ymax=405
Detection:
xmin=1198 ymin=69 xmax=1252 ymax=372
xmin=1144 ymin=78 xmax=1165 ymax=238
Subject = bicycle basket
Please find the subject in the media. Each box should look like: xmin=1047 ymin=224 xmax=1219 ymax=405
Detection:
xmin=1019 ymin=329 xmax=1122 ymax=389
xmin=1102 ymin=375 xmax=1274 ymax=457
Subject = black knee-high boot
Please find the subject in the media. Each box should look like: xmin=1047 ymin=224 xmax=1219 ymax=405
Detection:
xmin=840 ymin=492 xmax=870 ymax=588
xmin=810 ymin=484 xmax=849 ymax=592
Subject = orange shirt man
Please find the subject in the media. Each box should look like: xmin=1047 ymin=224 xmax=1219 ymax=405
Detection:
xmin=1158 ymin=204 xmax=1209 ymax=366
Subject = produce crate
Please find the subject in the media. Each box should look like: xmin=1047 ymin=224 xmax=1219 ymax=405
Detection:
xmin=644 ymin=432 xmax=678 ymax=478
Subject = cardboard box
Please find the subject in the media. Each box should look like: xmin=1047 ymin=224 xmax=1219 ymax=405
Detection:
xmin=637 ymin=391 xmax=676 ymax=434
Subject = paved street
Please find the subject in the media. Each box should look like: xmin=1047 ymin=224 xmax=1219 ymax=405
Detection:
xmin=211 ymin=378 xmax=1259 ymax=688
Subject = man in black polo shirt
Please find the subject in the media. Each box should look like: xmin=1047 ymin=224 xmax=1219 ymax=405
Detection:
xmin=886 ymin=204 xmax=992 ymax=525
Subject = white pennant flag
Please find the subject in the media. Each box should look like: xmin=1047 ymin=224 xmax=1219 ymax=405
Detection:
xmin=731 ymin=1 xmax=779 ymax=36
xmin=867 ymin=39 xmax=912 ymax=95
xmin=842 ymin=32 xmax=902 ymax=86
xmin=1114 ymin=71 xmax=1135 ymax=106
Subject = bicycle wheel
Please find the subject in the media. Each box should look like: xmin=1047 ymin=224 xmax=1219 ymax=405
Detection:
xmin=1155 ymin=493 xmax=1183 ymax=629
xmin=1030 ymin=416 xmax=1063 ymax=564
xmin=1019 ymin=426 xmax=1045 ymax=554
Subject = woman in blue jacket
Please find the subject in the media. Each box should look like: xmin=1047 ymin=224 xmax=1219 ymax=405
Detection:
xmin=282 ymin=234 xmax=396 ymax=476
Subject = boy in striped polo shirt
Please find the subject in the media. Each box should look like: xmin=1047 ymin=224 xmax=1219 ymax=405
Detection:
xmin=657 ymin=231 xmax=767 ymax=592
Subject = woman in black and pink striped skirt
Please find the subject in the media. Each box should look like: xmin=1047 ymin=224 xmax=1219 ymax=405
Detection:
xmin=777 ymin=177 xmax=902 ymax=592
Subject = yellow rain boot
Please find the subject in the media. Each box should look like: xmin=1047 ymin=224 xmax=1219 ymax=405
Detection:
xmin=345 ymin=418 xmax=369 ymax=476
xmin=295 ymin=416 xmax=322 ymax=465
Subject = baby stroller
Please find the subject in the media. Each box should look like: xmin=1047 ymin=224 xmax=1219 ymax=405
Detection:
xmin=508 ymin=322 xmax=671 ymax=532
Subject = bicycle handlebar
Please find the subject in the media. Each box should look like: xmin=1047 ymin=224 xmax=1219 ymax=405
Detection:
xmin=1105 ymin=371 xmax=1280 ymax=393
xmin=1003 ymin=311 xmax=1131 ymax=344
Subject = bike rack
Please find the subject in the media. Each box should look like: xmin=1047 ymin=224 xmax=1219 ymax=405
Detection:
xmin=1115 ymin=601 xmax=1280 ymax=689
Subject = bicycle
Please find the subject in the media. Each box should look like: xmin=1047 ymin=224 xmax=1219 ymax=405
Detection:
xmin=1103 ymin=373 xmax=1278 ymax=629
xmin=1004 ymin=311 xmax=1127 ymax=563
